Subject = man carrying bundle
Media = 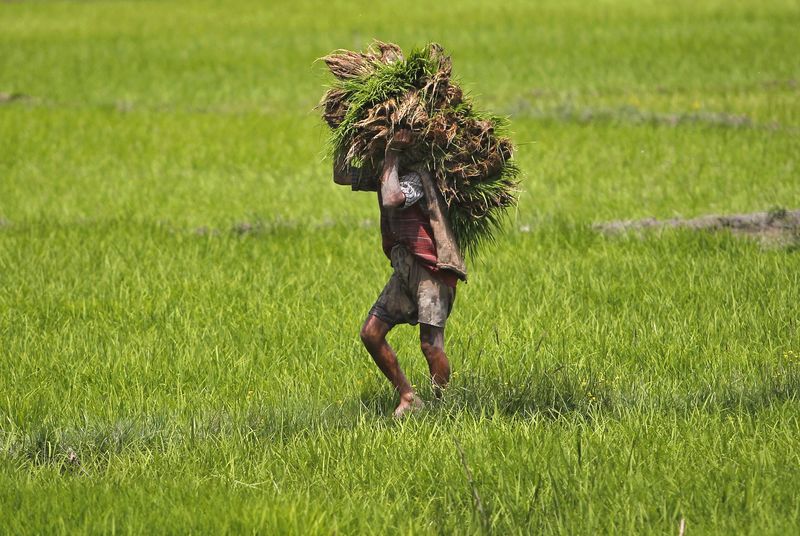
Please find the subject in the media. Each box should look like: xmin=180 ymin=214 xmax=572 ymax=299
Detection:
xmin=321 ymin=42 xmax=519 ymax=417
xmin=334 ymin=128 xmax=467 ymax=418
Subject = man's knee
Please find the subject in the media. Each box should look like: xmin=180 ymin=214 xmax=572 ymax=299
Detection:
xmin=419 ymin=325 xmax=444 ymax=357
xmin=420 ymin=341 xmax=448 ymax=364
xmin=360 ymin=319 xmax=383 ymax=348
xmin=420 ymin=340 xmax=436 ymax=357
xmin=359 ymin=324 xmax=375 ymax=346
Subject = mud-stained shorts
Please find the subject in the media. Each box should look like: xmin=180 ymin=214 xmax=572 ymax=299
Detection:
xmin=369 ymin=245 xmax=456 ymax=328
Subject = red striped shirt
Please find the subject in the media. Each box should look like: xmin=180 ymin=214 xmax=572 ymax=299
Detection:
xmin=379 ymin=198 xmax=458 ymax=288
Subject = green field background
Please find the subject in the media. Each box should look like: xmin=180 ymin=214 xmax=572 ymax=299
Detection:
xmin=1 ymin=0 xmax=799 ymax=533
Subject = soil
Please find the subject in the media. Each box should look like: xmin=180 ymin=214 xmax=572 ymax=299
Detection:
xmin=0 ymin=92 xmax=30 ymax=103
xmin=593 ymin=208 xmax=800 ymax=247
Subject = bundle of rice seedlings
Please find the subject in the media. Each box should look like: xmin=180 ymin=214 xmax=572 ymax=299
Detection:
xmin=319 ymin=41 xmax=520 ymax=257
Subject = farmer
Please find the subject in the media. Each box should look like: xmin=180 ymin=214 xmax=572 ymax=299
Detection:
xmin=334 ymin=129 xmax=467 ymax=417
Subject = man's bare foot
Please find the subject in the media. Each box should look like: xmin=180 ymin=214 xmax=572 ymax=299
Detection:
xmin=393 ymin=393 xmax=425 ymax=418
xmin=431 ymin=380 xmax=447 ymax=400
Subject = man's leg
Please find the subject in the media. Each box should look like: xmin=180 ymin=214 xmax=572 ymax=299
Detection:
xmin=419 ymin=323 xmax=451 ymax=397
xmin=360 ymin=314 xmax=423 ymax=417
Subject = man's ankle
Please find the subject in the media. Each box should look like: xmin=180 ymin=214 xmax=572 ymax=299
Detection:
xmin=399 ymin=390 xmax=416 ymax=403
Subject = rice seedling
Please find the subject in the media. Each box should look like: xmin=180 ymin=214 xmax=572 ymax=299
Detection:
xmin=320 ymin=42 xmax=521 ymax=256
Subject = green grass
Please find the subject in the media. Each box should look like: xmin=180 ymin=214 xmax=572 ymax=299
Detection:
xmin=1 ymin=0 xmax=800 ymax=533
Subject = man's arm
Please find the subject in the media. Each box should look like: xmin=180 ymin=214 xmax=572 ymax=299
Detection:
xmin=380 ymin=129 xmax=413 ymax=209
xmin=334 ymin=154 xmax=381 ymax=191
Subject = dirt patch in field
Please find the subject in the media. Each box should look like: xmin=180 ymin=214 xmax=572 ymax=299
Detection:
xmin=0 ymin=92 xmax=31 ymax=104
xmin=594 ymin=208 xmax=800 ymax=247
xmin=509 ymin=102 xmax=793 ymax=132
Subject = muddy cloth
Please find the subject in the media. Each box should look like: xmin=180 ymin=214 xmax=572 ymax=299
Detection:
xmin=377 ymin=171 xmax=455 ymax=289
xmin=380 ymin=201 xmax=459 ymax=288
xmin=369 ymin=245 xmax=455 ymax=328
xmin=347 ymin=163 xmax=467 ymax=283
xmin=416 ymin=167 xmax=467 ymax=281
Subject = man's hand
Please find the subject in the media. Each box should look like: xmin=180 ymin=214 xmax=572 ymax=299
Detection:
xmin=386 ymin=128 xmax=414 ymax=154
